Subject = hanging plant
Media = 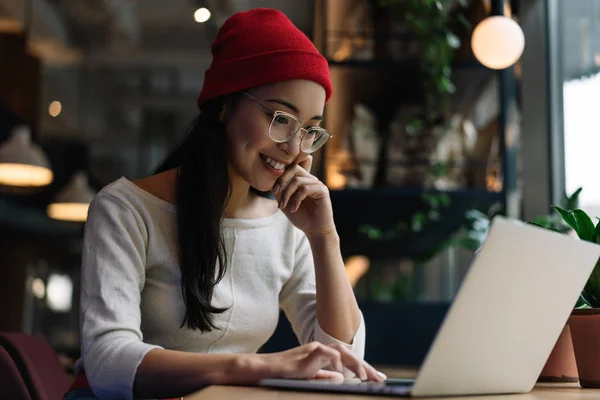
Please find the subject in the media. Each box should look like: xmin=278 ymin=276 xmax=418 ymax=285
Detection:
xmin=379 ymin=0 xmax=470 ymax=129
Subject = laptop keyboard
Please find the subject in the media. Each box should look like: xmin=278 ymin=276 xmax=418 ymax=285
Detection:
xmin=336 ymin=378 xmax=414 ymax=395
xmin=353 ymin=382 xmax=411 ymax=395
xmin=260 ymin=377 xmax=414 ymax=396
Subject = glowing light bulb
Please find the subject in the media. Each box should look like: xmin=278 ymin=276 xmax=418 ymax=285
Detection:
xmin=472 ymin=16 xmax=525 ymax=70
xmin=194 ymin=8 xmax=211 ymax=23
xmin=49 ymin=101 xmax=62 ymax=117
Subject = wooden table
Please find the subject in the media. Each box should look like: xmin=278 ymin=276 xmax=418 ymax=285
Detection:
xmin=185 ymin=367 xmax=600 ymax=399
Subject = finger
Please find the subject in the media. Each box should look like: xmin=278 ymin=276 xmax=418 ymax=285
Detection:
xmin=330 ymin=344 xmax=374 ymax=381
xmin=298 ymin=155 xmax=313 ymax=173
xmin=310 ymin=369 xmax=345 ymax=382
xmin=366 ymin=364 xmax=385 ymax=382
xmin=278 ymin=176 xmax=315 ymax=210
xmin=358 ymin=359 xmax=384 ymax=382
xmin=286 ymin=184 xmax=318 ymax=213
xmin=271 ymin=163 xmax=311 ymax=196
xmin=298 ymin=344 xmax=343 ymax=376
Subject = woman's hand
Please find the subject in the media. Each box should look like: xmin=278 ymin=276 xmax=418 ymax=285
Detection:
xmin=247 ymin=341 xmax=386 ymax=382
xmin=271 ymin=156 xmax=336 ymax=237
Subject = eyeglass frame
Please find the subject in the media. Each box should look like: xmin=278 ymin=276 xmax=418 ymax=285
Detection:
xmin=241 ymin=91 xmax=332 ymax=154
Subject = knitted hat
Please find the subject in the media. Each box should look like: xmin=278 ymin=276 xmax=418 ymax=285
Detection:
xmin=197 ymin=8 xmax=332 ymax=107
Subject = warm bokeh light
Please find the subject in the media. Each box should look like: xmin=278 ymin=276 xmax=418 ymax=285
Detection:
xmin=345 ymin=255 xmax=370 ymax=287
xmin=49 ymin=101 xmax=62 ymax=117
xmin=48 ymin=171 xmax=96 ymax=222
xmin=327 ymin=169 xmax=347 ymax=190
xmin=46 ymin=274 xmax=73 ymax=312
xmin=471 ymin=16 xmax=525 ymax=70
xmin=0 ymin=18 xmax=21 ymax=33
xmin=194 ymin=8 xmax=211 ymax=23
xmin=32 ymin=278 xmax=46 ymax=299
xmin=0 ymin=163 xmax=53 ymax=187
xmin=0 ymin=126 xmax=54 ymax=187
xmin=47 ymin=202 xmax=90 ymax=222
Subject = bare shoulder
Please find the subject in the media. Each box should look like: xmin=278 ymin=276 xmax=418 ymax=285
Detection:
xmin=131 ymin=169 xmax=177 ymax=205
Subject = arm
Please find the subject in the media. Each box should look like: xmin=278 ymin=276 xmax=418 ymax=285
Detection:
xmin=307 ymin=231 xmax=362 ymax=344
xmin=279 ymin=229 xmax=366 ymax=363
xmin=133 ymin=349 xmax=250 ymax=398
xmin=80 ymin=193 xmax=158 ymax=399
xmin=272 ymin=156 xmax=365 ymax=358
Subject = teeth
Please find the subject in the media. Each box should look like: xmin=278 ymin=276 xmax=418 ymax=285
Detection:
xmin=261 ymin=154 xmax=286 ymax=170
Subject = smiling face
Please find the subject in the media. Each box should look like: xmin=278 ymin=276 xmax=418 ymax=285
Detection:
xmin=224 ymin=79 xmax=326 ymax=192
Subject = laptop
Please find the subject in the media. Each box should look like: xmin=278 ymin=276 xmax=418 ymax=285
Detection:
xmin=260 ymin=216 xmax=600 ymax=397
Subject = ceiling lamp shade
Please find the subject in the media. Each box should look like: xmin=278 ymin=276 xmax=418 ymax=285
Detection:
xmin=47 ymin=171 xmax=97 ymax=222
xmin=0 ymin=125 xmax=53 ymax=187
xmin=471 ymin=16 xmax=525 ymax=70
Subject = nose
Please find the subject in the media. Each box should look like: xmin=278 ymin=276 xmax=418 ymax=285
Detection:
xmin=276 ymin=130 xmax=304 ymax=157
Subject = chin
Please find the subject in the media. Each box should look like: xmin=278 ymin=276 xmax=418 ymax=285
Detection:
xmin=244 ymin=171 xmax=273 ymax=193
xmin=251 ymin=181 xmax=275 ymax=193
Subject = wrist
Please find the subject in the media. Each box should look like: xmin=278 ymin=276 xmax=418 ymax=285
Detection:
xmin=306 ymin=229 xmax=339 ymax=244
xmin=229 ymin=353 xmax=272 ymax=384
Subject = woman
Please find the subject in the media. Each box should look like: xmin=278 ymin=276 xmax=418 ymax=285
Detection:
xmin=65 ymin=8 xmax=385 ymax=400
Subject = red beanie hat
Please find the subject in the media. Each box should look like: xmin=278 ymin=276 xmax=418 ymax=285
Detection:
xmin=197 ymin=8 xmax=332 ymax=107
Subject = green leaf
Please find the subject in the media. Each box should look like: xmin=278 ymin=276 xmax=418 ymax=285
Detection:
xmin=583 ymin=258 xmax=600 ymax=308
xmin=526 ymin=221 xmax=562 ymax=233
xmin=575 ymin=294 xmax=591 ymax=309
xmin=421 ymin=193 xmax=440 ymax=208
xmin=527 ymin=220 xmax=549 ymax=229
xmin=565 ymin=187 xmax=583 ymax=209
xmin=594 ymin=220 xmax=600 ymax=243
xmin=411 ymin=212 xmax=426 ymax=232
xmin=552 ymin=206 xmax=578 ymax=233
xmin=531 ymin=215 xmax=553 ymax=226
xmin=457 ymin=13 xmax=471 ymax=30
xmin=573 ymin=209 xmax=595 ymax=241
xmin=439 ymin=193 xmax=451 ymax=207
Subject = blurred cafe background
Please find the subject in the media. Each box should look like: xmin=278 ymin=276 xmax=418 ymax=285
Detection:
xmin=1 ymin=0 xmax=599 ymax=373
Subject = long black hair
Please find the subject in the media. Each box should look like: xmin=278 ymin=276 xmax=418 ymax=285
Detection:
xmin=154 ymin=96 xmax=233 ymax=332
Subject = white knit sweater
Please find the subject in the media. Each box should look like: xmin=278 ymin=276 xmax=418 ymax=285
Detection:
xmin=75 ymin=177 xmax=365 ymax=399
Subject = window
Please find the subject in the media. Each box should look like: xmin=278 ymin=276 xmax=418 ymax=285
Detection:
xmin=561 ymin=0 xmax=600 ymax=213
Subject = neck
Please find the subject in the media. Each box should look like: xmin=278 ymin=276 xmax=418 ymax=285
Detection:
xmin=222 ymin=166 xmax=256 ymax=218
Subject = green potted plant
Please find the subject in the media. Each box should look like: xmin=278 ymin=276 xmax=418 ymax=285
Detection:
xmin=525 ymin=189 xmax=582 ymax=383
xmin=541 ymin=205 xmax=600 ymax=388
xmin=379 ymin=0 xmax=469 ymax=124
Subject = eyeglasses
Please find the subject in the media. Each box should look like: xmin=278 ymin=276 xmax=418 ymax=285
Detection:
xmin=242 ymin=92 xmax=332 ymax=154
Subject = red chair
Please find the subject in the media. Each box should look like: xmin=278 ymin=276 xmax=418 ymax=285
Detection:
xmin=0 ymin=345 xmax=32 ymax=400
xmin=0 ymin=333 xmax=72 ymax=400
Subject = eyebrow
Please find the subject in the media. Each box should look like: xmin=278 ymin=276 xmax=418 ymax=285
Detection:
xmin=266 ymin=98 xmax=323 ymax=121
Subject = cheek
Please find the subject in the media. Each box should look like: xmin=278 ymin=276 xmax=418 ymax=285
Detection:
xmin=245 ymin=123 xmax=268 ymax=147
xmin=226 ymin=118 xmax=271 ymax=165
